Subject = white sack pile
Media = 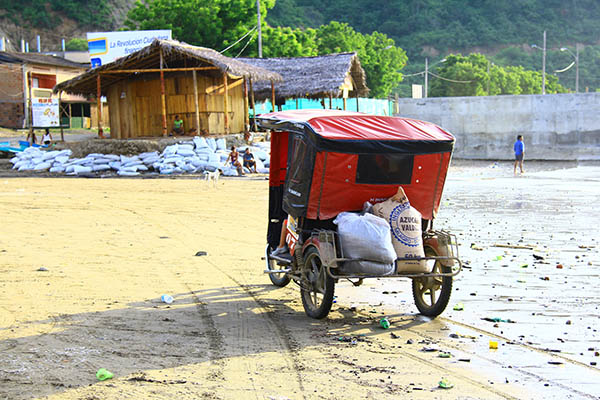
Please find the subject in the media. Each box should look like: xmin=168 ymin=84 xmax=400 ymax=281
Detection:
xmin=10 ymin=137 xmax=271 ymax=177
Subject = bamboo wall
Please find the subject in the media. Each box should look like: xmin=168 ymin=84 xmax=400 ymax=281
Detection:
xmin=107 ymin=73 xmax=245 ymax=139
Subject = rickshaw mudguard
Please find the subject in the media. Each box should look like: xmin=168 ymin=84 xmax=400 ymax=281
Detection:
xmin=301 ymin=233 xmax=338 ymax=269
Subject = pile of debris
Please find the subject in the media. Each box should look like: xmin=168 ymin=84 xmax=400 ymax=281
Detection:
xmin=9 ymin=137 xmax=270 ymax=177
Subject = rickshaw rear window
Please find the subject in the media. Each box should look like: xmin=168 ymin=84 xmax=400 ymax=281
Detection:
xmin=356 ymin=154 xmax=414 ymax=185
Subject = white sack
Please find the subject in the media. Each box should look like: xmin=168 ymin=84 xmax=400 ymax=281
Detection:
xmin=73 ymin=165 xmax=93 ymax=174
xmin=162 ymin=144 xmax=178 ymax=156
xmin=341 ymin=261 xmax=394 ymax=276
xmin=55 ymin=155 xmax=69 ymax=164
xmin=193 ymin=136 xmax=209 ymax=149
xmin=33 ymin=162 xmax=52 ymax=171
xmin=117 ymin=170 xmax=140 ymax=176
xmin=92 ymin=164 xmax=111 ymax=172
xmin=207 ymin=138 xmax=217 ymax=151
xmin=333 ymin=212 xmax=396 ymax=265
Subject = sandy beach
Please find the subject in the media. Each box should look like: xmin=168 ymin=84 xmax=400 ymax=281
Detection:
xmin=1 ymin=161 xmax=599 ymax=399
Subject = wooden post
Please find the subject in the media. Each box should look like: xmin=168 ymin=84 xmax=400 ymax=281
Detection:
xmin=343 ymin=97 xmax=347 ymax=110
xmin=223 ymin=72 xmax=229 ymax=134
xmin=27 ymin=72 xmax=33 ymax=135
xmin=249 ymin=78 xmax=256 ymax=132
xmin=59 ymin=91 xmax=64 ymax=141
xmin=296 ymin=98 xmax=299 ymax=109
xmin=328 ymin=95 xmax=332 ymax=109
xmin=68 ymin=103 xmax=72 ymax=128
xmin=159 ymin=48 xmax=167 ymax=136
xmin=270 ymin=79 xmax=275 ymax=112
xmin=96 ymin=74 xmax=103 ymax=138
xmin=242 ymin=77 xmax=249 ymax=133
xmin=192 ymin=70 xmax=200 ymax=133
xmin=355 ymin=92 xmax=359 ymax=112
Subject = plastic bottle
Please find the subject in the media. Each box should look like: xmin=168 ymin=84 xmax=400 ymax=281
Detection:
xmin=380 ymin=317 xmax=390 ymax=329
xmin=161 ymin=294 xmax=174 ymax=304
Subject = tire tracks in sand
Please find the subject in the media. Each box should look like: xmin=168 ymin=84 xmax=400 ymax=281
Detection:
xmin=119 ymin=206 xmax=308 ymax=399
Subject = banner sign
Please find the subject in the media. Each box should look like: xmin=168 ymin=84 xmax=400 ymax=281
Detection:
xmin=32 ymin=98 xmax=59 ymax=127
xmin=87 ymin=30 xmax=172 ymax=68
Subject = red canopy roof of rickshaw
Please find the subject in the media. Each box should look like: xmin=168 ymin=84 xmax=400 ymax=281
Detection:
xmin=259 ymin=109 xmax=454 ymax=142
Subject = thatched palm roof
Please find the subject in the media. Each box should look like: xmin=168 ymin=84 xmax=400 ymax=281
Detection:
xmin=54 ymin=39 xmax=282 ymax=96
xmin=238 ymin=53 xmax=369 ymax=101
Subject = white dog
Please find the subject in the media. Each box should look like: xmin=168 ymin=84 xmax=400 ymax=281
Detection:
xmin=203 ymin=169 xmax=221 ymax=188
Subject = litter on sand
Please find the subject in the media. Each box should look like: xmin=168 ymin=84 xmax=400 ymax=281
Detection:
xmin=438 ymin=378 xmax=454 ymax=389
xmin=96 ymin=368 xmax=114 ymax=381
xmin=481 ymin=317 xmax=516 ymax=323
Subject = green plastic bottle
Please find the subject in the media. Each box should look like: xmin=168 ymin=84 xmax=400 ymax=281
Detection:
xmin=380 ymin=317 xmax=390 ymax=329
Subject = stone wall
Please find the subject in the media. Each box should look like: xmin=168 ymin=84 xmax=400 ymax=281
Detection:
xmin=395 ymin=93 xmax=600 ymax=160
xmin=0 ymin=64 xmax=25 ymax=129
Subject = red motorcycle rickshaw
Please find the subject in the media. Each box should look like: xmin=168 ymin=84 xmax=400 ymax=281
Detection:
xmin=258 ymin=110 xmax=463 ymax=319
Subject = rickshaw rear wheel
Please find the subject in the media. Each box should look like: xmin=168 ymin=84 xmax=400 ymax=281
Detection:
xmin=412 ymin=246 xmax=453 ymax=317
xmin=266 ymin=245 xmax=291 ymax=287
xmin=301 ymin=246 xmax=335 ymax=319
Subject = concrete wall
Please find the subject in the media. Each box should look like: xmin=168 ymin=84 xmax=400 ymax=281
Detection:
xmin=395 ymin=93 xmax=600 ymax=160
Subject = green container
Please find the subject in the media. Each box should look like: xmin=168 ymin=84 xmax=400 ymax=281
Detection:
xmin=71 ymin=117 xmax=83 ymax=129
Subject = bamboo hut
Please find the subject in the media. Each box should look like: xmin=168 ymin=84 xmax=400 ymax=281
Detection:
xmin=238 ymin=53 xmax=369 ymax=111
xmin=54 ymin=39 xmax=282 ymax=138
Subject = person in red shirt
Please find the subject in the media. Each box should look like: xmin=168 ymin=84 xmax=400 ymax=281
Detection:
xmin=224 ymin=146 xmax=244 ymax=176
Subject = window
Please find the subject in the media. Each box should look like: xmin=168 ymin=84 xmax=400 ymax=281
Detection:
xmin=356 ymin=154 xmax=414 ymax=185
xmin=31 ymin=74 xmax=57 ymax=89
xmin=288 ymin=136 xmax=308 ymax=185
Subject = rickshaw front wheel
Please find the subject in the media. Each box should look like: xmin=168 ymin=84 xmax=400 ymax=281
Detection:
xmin=266 ymin=245 xmax=291 ymax=287
xmin=412 ymin=246 xmax=453 ymax=317
xmin=301 ymin=246 xmax=335 ymax=319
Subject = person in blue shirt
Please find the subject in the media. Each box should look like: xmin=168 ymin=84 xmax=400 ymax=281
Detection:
xmin=513 ymin=135 xmax=525 ymax=175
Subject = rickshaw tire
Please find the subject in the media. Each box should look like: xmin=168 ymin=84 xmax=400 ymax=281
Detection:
xmin=266 ymin=244 xmax=291 ymax=287
xmin=411 ymin=246 xmax=453 ymax=318
xmin=300 ymin=246 xmax=335 ymax=319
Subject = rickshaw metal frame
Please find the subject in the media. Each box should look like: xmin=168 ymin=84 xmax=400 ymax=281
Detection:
xmin=265 ymin=229 xmax=463 ymax=281
xmin=311 ymin=229 xmax=462 ymax=281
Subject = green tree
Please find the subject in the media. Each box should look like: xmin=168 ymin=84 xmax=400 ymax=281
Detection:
xmin=430 ymin=53 xmax=566 ymax=97
xmin=255 ymin=26 xmax=318 ymax=58
xmin=429 ymin=54 xmax=488 ymax=97
xmin=65 ymin=38 xmax=88 ymax=51
xmin=125 ymin=0 xmax=275 ymax=52
xmin=316 ymin=22 xmax=406 ymax=98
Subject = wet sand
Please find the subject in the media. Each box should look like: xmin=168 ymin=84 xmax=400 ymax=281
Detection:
xmin=0 ymin=161 xmax=599 ymax=399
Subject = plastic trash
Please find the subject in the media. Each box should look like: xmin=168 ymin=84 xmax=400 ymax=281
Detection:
xmin=438 ymin=378 xmax=454 ymax=389
xmin=453 ymin=303 xmax=464 ymax=311
xmin=161 ymin=294 xmax=174 ymax=304
xmin=489 ymin=340 xmax=498 ymax=349
xmin=380 ymin=317 xmax=390 ymax=329
xmin=481 ymin=317 xmax=515 ymax=323
xmin=96 ymin=368 xmax=114 ymax=381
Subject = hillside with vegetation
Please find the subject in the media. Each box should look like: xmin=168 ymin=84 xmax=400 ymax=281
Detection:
xmin=1 ymin=0 xmax=599 ymax=96
xmin=268 ymin=0 xmax=600 ymax=95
